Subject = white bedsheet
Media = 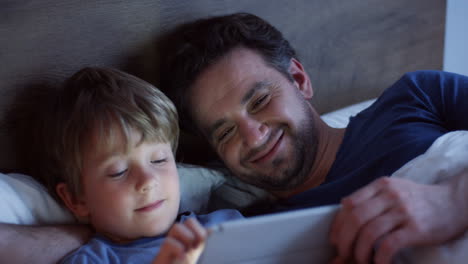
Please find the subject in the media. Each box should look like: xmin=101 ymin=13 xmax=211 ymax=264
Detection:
xmin=392 ymin=130 xmax=468 ymax=264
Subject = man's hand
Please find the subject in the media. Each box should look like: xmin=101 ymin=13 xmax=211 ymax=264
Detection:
xmin=329 ymin=177 xmax=467 ymax=264
xmin=153 ymin=218 xmax=208 ymax=264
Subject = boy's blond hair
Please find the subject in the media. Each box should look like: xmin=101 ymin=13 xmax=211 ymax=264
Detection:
xmin=48 ymin=67 xmax=179 ymax=198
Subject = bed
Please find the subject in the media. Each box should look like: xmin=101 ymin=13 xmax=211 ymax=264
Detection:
xmin=2 ymin=0 xmax=460 ymax=263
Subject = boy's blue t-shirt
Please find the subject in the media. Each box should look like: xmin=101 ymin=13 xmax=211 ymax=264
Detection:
xmin=61 ymin=209 xmax=243 ymax=264
xmin=283 ymin=70 xmax=468 ymax=209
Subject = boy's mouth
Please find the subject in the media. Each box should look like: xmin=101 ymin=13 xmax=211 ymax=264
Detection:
xmin=135 ymin=199 xmax=165 ymax=212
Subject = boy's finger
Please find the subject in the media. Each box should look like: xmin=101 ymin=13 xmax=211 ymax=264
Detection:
xmin=167 ymin=223 xmax=196 ymax=249
xmin=184 ymin=218 xmax=208 ymax=246
xmin=158 ymin=237 xmax=185 ymax=261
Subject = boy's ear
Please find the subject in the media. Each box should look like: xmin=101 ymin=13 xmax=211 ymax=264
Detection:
xmin=56 ymin=183 xmax=90 ymax=219
xmin=289 ymin=58 xmax=313 ymax=100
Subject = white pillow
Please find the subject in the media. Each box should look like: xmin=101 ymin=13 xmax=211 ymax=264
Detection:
xmin=178 ymin=164 xmax=226 ymax=213
xmin=321 ymin=99 xmax=376 ymax=128
xmin=0 ymin=173 xmax=74 ymax=225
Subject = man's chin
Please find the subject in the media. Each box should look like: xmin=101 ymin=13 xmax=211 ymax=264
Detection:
xmin=239 ymin=172 xmax=301 ymax=191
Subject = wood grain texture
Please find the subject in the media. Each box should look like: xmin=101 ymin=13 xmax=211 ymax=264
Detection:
xmin=0 ymin=0 xmax=445 ymax=171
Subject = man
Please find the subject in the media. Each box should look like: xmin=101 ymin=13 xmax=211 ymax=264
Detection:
xmin=158 ymin=13 xmax=468 ymax=264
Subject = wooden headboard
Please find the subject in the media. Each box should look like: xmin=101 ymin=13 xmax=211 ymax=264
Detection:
xmin=0 ymin=0 xmax=445 ymax=173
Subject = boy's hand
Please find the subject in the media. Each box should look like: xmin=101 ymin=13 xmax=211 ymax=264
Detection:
xmin=153 ymin=218 xmax=208 ymax=264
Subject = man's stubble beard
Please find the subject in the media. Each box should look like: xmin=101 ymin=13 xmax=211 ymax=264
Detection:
xmin=238 ymin=103 xmax=319 ymax=192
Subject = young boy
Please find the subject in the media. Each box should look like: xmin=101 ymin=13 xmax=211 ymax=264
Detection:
xmin=48 ymin=67 xmax=243 ymax=263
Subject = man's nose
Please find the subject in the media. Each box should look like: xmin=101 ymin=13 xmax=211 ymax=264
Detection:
xmin=135 ymin=167 xmax=158 ymax=194
xmin=238 ymin=117 xmax=268 ymax=148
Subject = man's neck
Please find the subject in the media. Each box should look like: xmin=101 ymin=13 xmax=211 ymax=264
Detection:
xmin=273 ymin=120 xmax=346 ymax=199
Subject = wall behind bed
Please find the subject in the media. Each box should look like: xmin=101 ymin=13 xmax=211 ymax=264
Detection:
xmin=0 ymin=0 xmax=445 ymax=173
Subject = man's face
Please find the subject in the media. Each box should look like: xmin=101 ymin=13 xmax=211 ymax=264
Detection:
xmin=190 ymin=47 xmax=318 ymax=191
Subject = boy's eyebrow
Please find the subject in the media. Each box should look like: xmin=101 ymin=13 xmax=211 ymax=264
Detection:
xmin=92 ymin=146 xmax=126 ymax=166
xmin=92 ymin=130 xmax=143 ymax=165
xmin=208 ymin=81 xmax=269 ymax=140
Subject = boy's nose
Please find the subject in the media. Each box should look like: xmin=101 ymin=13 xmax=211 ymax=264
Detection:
xmin=136 ymin=168 xmax=158 ymax=194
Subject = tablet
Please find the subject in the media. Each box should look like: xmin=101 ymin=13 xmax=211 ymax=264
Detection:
xmin=198 ymin=205 xmax=339 ymax=264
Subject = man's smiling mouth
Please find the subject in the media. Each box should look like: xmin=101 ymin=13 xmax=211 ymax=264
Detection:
xmin=248 ymin=129 xmax=284 ymax=164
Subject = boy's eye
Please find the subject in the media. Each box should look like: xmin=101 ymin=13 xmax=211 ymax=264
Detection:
xmin=250 ymin=94 xmax=269 ymax=112
xmin=108 ymin=169 xmax=127 ymax=178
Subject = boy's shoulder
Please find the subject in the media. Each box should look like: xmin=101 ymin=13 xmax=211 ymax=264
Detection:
xmin=60 ymin=237 xmax=104 ymax=264
xmin=60 ymin=235 xmax=164 ymax=264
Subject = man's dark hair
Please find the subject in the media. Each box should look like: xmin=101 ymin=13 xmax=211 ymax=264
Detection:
xmin=159 ymin=12 xmax=298 ymax=134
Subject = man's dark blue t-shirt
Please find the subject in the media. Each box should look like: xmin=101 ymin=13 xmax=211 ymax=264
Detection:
xmin=284 ymin=70 xmax=468 ymax=209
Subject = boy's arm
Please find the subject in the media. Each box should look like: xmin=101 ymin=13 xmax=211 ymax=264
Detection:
xmin=153 ymin=218 xmax=208 ymax=264
xmin=0 ymin=223 xmax=92 ymax=263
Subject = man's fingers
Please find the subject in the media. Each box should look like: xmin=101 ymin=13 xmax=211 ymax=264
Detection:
xmin=374 ymin=227 xmax=415 ymax=264
xmin=332 ymin=184 xmax=393 ymax=260
xmin=330 ymin=255 xmax=351 ymax=264
xmin=344 ymin=177 xmax=390 ymax=206
xmin=330 ymin=206 xmax=344 ymax=244
xmin=354 ymin=209 xmax=404 ymax=264
xmin=331 ymin=177 xmax=388 ymax=243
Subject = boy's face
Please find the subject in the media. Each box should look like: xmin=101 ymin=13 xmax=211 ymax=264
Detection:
xmin=74 ymin=127 xmax=180 ymax=242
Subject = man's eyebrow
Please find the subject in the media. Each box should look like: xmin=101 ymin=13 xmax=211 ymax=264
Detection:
xmin=241 ymin=81 xmax=270 ymax=105
xmin=208 ymin=81 xmax=270 ymax=140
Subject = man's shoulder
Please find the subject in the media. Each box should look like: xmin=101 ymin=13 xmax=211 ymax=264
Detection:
xmin=376 ymin=70 xmax=466 ymax=103
xmin=398 ymin=70 xmax=467 ymax=86
xmin=401 ymin=70 xmax=442 ymax=78
xmin=391 ymin=70 xmax=441 ymax=89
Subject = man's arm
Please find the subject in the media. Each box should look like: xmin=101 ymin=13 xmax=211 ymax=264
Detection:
xmin=0 ymin=223 xmax=91 ymax=264
xmin=330 ymin=71 xmax=468 ymax=264
xmin=330 ymin=173 xmax=468 ymax=264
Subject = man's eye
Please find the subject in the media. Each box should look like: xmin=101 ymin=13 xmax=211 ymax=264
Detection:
xmin=218 ymin=127 xmax=234 ymax=143
xmin=151 ymin=159 xmax=167 ymax=164
xmin=108 ymin=169 xmax=127 ymax=178
xmin=251 ymin=94 xmax=269 ymax=112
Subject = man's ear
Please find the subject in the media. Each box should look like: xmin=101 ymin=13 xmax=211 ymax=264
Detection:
xmin=56 ymin=183 xmax=89 ymax=219
xmin=289 ymin=58 xmax=313 ymax=99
